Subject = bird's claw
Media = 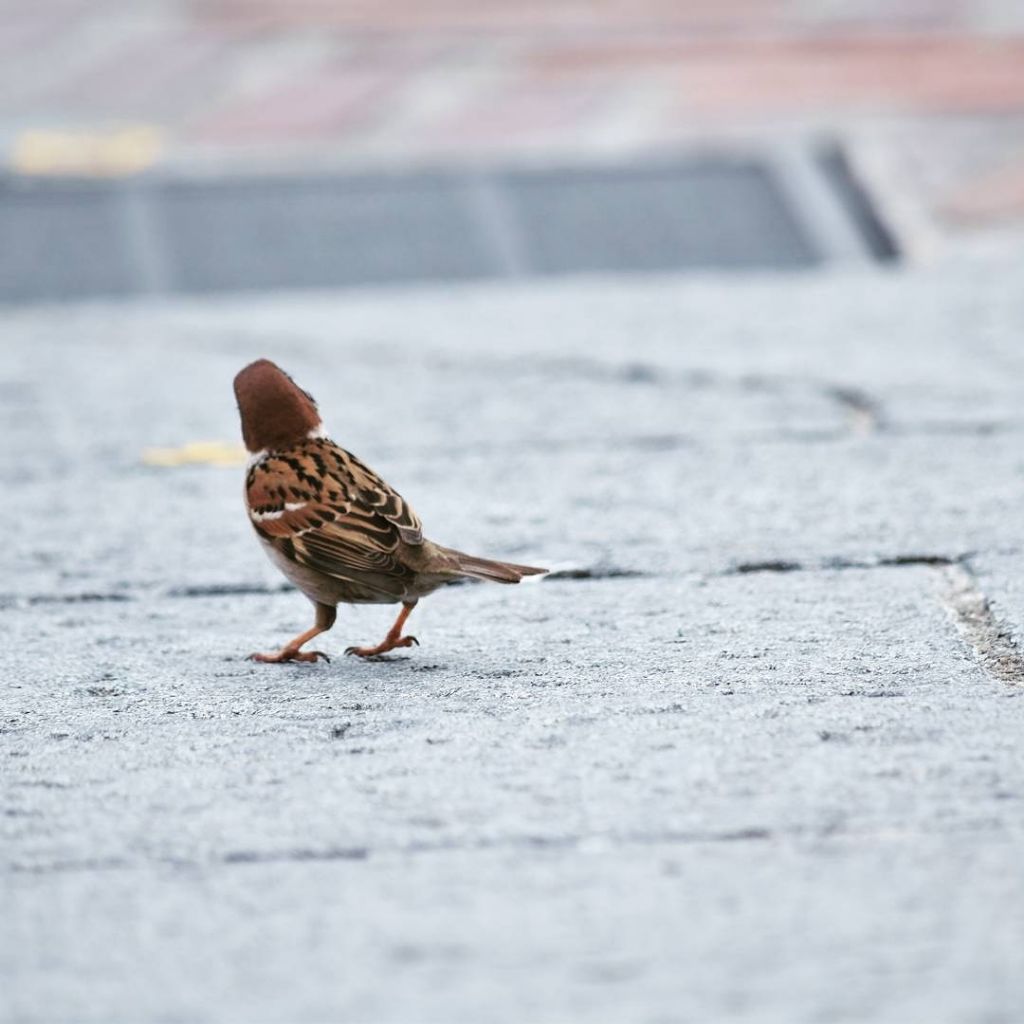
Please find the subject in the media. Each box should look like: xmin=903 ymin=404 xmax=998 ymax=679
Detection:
xmin=344 ymin=635 xmax=419 ymax=658
xmin=248 ymin=649 xmax=330 ymax=664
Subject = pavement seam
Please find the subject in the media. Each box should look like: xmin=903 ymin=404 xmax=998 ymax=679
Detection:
xmin=3 ymin=553 xmax=1001 ymax=605
xmin=725 ymin=554 xmax=964 ymax=575
xmin=825 ymin=384 xmax=884 ymax=435
xmin=7 ymin=829 xmax=775 ymax=876
xmin=937 ymin=563 xmax=1024 ymax=685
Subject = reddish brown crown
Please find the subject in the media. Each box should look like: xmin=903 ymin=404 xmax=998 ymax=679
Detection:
xmin=233 ymin=359 xmax=322 ymax=453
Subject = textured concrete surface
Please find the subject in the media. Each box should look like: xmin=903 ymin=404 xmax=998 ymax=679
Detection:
xmin=3 ymin=262 xmax=1024 ymax=1022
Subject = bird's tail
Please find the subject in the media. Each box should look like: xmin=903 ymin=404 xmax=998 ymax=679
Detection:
xmin=440 ymin=547 xmax=547 ymax=585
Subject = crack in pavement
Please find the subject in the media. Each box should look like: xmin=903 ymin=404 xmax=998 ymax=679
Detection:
xmin=7 ymin=827 xmax=775 ymax=875
xmin=4 ymin=554 xmax=992 ymax=605
xmin=938 ymin=563 xmax=1024 ymax=685
xmin=167 ymin=583 xmax=295 ymax=598
xmin=826 ymin=384 xmax=885 ymax=436
xmin=223 ymin=846 xmax=369 ymax=865
xmin=444 ymin=354 xmax=899 ymax=443
xmin=371 ymin=418 xmax=1019 ymax=462
xmin=728 ymin=554 xmax=965 ymax=575
xmin=543 ymin=565 xmax=645 ymax=581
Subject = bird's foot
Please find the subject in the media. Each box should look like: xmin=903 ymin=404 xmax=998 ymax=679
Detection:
xmin=345 ymin=635 xmax=419 ymax=659
xmin=248 ymin=648 xmax=330 ymax=664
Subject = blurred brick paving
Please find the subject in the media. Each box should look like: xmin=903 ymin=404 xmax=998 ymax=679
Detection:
xmin=3 ymin=0 xmax=1024 ymax=246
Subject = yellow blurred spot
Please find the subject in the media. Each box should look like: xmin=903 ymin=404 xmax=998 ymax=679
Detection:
xmin=12 ymin=125 xmax=163 ymax=177
xmin=142 ymin=441 xmax=247 ymax=468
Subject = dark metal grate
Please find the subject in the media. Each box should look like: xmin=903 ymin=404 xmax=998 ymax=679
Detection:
xmin=501 ymin=161 xmax=817 ymax=273
xmin=157 ymin=174 xmax=500 ymax=293
xmin=0 ymin=149 xmax=891 ymax=304
xmin=0 ymin=178 xmax=138 ymax=301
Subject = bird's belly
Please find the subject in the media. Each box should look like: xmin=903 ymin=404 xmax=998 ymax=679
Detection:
xmin=258 ymin=537 xmax=400 ymax=606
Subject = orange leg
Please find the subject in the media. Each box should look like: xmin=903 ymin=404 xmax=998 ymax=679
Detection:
xmin=345 ymin=602 xmax=419 ymax=658
xmin=249 ymin=603 xmax=336 ymax=664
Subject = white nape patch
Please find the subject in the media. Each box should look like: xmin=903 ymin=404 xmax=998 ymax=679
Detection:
xmin=250 ymin=501 xmax=307 ymax=524
xmin=246 ymin=448 xmax=268 ymax=469
xmin=307 ymin=422 xmax=328 ymax=440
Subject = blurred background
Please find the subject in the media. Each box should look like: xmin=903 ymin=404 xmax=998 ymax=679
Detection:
xmin=3 ymin=0 xmax=1024 ymax=303
xmin=7 ymin=6 xmax=1024 ymax=1022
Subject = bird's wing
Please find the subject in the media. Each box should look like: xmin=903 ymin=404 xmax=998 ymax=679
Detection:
xmin=245 ymin=441 xmax=423 ymax=599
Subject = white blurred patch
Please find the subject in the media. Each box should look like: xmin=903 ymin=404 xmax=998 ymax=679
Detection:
xmin=246 ymin=448 xmax=268 ymax=469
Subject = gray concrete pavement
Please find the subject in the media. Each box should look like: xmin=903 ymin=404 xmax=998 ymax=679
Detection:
xmin=3 ymin=262 xmax=1024 ymax=1022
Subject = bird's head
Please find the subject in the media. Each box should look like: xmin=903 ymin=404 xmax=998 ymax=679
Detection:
xmin=233 ymin=359 xmax=324 ymax=453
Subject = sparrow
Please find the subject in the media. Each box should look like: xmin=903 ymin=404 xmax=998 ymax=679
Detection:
xmin=233 ymin=359 xmax=546 ymax=663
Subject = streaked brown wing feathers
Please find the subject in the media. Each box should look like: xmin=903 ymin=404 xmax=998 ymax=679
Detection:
xmin=245 ymin=441 xmax=421 ymax=597
xmin=342 ymin=451 xmax=423 ymax=544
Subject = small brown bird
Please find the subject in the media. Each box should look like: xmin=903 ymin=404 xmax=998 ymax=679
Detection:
xmin=234 ymin=359 xmax=546 ymax=663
